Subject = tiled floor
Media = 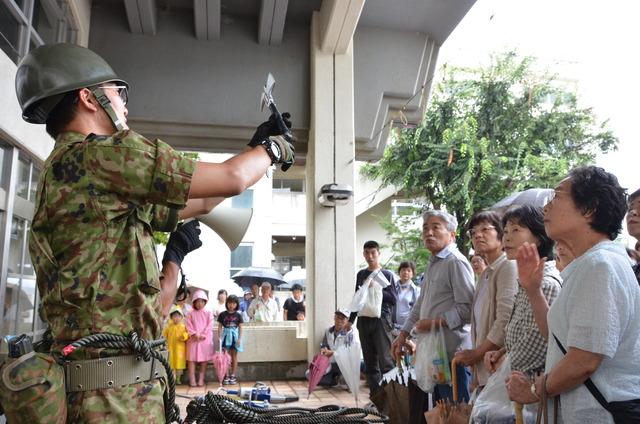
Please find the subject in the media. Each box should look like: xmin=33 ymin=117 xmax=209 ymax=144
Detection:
xmin=175 ymin=379 xmax=371 ymax=419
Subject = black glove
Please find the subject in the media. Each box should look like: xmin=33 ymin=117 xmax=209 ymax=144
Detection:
xmin=249 ymin=112 xmax=292 ymax=147
xmin=162 ymin=220 xmax=202 ymax=267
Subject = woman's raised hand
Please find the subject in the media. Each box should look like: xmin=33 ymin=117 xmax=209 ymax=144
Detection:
xmin=516 ymin=242 xmax=546 ymax=294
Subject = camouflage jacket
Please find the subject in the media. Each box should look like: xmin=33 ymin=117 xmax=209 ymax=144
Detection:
xmin=29 ymin=130 xmax=195 ymax=357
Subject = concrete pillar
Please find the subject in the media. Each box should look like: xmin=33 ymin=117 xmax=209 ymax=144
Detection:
xmin=305 ymin=10 xmax=357 ymax=359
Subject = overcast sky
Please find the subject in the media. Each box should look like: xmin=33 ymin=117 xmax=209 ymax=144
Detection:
xmin=436 ymin=0 xmax=638 ymax=192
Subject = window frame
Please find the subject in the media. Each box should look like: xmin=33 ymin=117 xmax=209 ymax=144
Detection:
xmin=1 ymin=0 xmax=77 ymax=62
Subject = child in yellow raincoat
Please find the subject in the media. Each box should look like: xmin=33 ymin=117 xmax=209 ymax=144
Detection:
xmin=163 ymin=305 xmax=190 ymax=381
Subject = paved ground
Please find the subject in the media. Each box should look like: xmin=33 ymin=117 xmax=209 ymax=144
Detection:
xmin=175 ymin=379 xmax=371 ymax=420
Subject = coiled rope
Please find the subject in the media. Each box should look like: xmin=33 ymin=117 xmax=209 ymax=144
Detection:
xmin=63 ymin=333 xmax=389 ymax=424
xmin=62 ymin=331 xmax=182 ymax=423
xmin=184 ymin=392 xmax=389 ymax=424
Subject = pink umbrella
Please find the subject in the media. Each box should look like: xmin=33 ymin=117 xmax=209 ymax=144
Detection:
xmin=211 ymin=341 xmax=231 ymax=384
xmin=307 ymin=352 xmax=331 ymax=398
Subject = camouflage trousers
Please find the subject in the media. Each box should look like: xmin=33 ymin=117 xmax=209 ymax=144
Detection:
xmin=66 ymin=379 xmax=166 ymax=423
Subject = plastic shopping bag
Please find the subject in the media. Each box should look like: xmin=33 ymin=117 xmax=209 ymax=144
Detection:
xmin=349 ymin=283 xmax=369 ymax=313
xmin=414 ymin=323 xmax=451 ymax=392
xmin=431 ymin=323 xmax=451 ymax=385
xmin=470 ymin=354 xmax=538 ymax=424
xmin=414 ymin=332 xmax=436 ymax=392
xmin=349 ymin=278 xmax=383 ymax=318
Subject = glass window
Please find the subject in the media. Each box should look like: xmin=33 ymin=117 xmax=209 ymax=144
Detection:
xmin=231 ymin=190 xmax=253 ymax=208
xmin=229 ymin=244 xmax=253 ymax=278
xmin=32 ymin=1 xmax=57 ymax=45
xmin=22 ymin=222 xmax=34 ymax=276
xmin=2 ymin=277 xmax=19 ymax=337
xmin=16 ymin=277 xmax=36 ymax=334
xmin=16 ymin=157 xmax=30 ymax=200
xmin=0 ymin=144 xmax=7 ymax=189
xmin=9 ymin=217 xmax=26 ymax=274
xmin=0 ymin=4 xmax=21 ymax=63
xmin=273 ymin=179 xmax=304 ymax=193
xmin=29 ymin=165 xmax=40 ymax=201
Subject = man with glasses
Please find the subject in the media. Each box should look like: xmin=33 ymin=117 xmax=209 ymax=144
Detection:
xmin=391 ymin=210 xmax=475 ymax=423
xmin=11 ymin=43 xmax=295 ymax=423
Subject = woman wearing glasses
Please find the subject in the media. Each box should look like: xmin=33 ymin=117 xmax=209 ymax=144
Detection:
xmin=506 ymin=167 xmax=640 ymax=423
xmin=454 ymin=210 xmax=518 ymax=390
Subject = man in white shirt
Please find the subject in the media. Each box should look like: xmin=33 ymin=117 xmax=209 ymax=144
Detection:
xmin=247 ymin=282 xmax=279 ymax=322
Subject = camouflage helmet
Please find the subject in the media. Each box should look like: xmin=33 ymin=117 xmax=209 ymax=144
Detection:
xmin=15 ymin=43 xmax=129 ymax=125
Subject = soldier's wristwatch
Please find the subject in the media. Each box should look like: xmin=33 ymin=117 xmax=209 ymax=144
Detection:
xmin=260 ymin=138 xmax=282 ymax=164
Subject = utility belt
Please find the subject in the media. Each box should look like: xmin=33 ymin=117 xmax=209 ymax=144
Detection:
xmin=0 ymin=334 xmax=168 ymax=424
xmin=64 ymin=350 xmax=168 ymax=392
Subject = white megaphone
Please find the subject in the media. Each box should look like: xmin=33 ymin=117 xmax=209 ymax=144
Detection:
xmin=189 ymin=207 xmax=253 ymax=250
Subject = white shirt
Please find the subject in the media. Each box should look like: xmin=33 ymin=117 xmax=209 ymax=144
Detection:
xmin=546 ymin=241 xmax=640 ymax=423
xmin=247 ymin=296 xmax=280 ymax=322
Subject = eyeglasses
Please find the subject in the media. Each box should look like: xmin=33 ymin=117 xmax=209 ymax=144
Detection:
xmin=468 ymin=226 xmax=496 ymax=238
xmin=545 ymin=189 xmax=570 ymax=206
xmin=100 ymin=85 xmax=129 ymax=105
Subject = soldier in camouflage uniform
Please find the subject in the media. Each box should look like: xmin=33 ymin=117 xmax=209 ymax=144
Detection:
xmin=10 ymin=43 xmax=295 ymax=423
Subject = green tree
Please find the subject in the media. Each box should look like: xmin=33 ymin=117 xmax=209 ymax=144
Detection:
xmin=378 ymin=211 xmax=431 ymax=276
xmin=363 ymin=52 xmax=617 ymax=254
xmin=153 ymin=151 xmax=200 ymax=245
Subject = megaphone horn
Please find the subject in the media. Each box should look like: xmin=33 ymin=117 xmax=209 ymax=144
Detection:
xmin=193 ymin=207 xmax=253 ymax=250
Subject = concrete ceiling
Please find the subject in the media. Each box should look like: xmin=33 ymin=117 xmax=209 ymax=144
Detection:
xmin=95 ymin=0 xmax=473 ymax=46
xmin=89 ymin=0 xmax=475 ymax=159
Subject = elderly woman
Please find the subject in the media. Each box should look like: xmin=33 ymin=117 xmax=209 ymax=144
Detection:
xmin=507 ymin=166 xmax=640 ymax=423
xmin=484 ymin=205 xmax=562 ymax=377
xmin=455 ymin=210 xmax=518 ymax=388
xmin=470 ymin=254 xmax=488 ymax=282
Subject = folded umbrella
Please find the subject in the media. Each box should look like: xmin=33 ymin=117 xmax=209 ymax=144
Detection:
xmin=372 ymin=356 xmax=411 ymax=424
xmin=307 ymin=352 xmax=332 ymax=398
xmin=424 ymin=357 xmax=473 ymax=424
xmin=211 ymin=340 xmax=231 ymax=384
xmin=334 ymin=340 xmax=362 ymax=406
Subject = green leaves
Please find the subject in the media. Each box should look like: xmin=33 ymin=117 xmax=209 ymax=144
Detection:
xmin=363 ymin=51 xmax=618 ymax=255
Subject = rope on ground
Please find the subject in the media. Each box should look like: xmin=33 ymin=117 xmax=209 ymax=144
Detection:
xmin=63 ymin=331 xmax=182 ymax=423
xmin=184 ymin=392 xmax=389 ymax=424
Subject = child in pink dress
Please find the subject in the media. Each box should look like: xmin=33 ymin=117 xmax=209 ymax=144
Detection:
xmin=185 ymin=289 xmax=213 ymax=387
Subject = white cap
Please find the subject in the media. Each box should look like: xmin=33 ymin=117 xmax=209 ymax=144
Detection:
xmin=335 ymin=308 xmax=350 ymax=318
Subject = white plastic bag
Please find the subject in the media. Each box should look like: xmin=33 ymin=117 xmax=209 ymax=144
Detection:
xmin=349 ymin=282 xmax=369 ymax=313
xmin=470 ymin=354 xmax=538 ymax=423
xmin=349 ymin=277 xmax=383 ymax=318
xmin=359 ymin=281 xmax=382 ymax=317
xmin=414 ymin=332 xmax=437 ymax=392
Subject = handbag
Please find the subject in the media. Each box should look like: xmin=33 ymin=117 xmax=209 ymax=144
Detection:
xmin=553 ymin=334 xmax=640 ymax=423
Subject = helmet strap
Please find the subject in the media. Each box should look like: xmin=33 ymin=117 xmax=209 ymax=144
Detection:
xmin=89 ymin=86 xmax=125 ymax=131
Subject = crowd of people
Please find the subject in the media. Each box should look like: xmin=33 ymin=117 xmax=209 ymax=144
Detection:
xmin=344 ymin=166 xmax=639 ymax=423
xmin=162 ymin=280 xmax=306 ymax=386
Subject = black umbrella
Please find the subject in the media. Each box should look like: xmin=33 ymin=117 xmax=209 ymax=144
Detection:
xmin=231 ymin=267 xmax=286 ymax=288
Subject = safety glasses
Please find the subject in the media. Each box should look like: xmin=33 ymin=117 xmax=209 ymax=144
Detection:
xmin=100 ymin=84 xmax=129 ymax=105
